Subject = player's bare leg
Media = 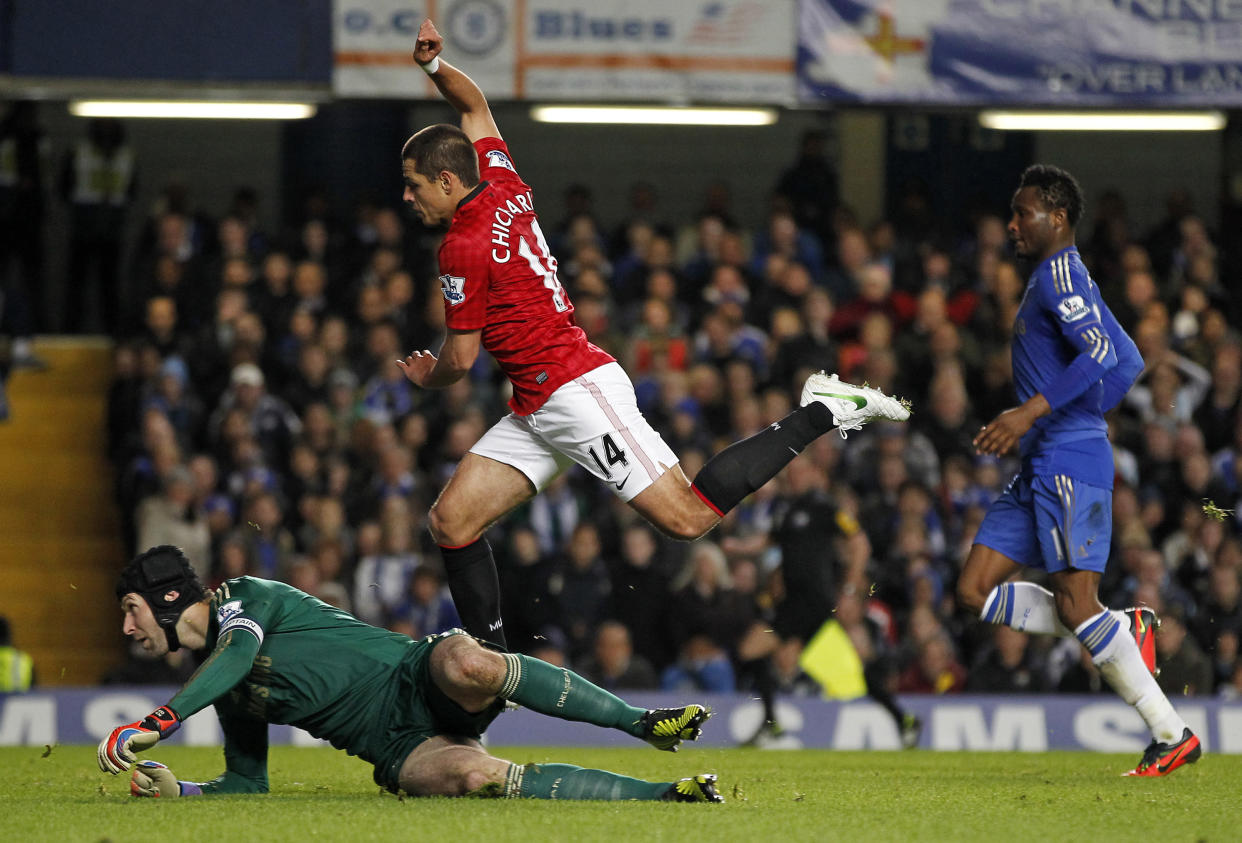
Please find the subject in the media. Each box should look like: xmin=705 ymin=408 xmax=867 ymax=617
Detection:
xmin=628 ymin=465 xmax=721 ymax=540
xmin=429 ymin=453 xmax=536 ymax=546
xmin=428 ymin=453 xmax=536 ymax=648
xmin=1047 ymin=568 xmax=1106 ymax=629
xmin=956 ymin=544 xmax=1023 ymax=615
xmin=399 ymin=735 xmax=511 ymax=796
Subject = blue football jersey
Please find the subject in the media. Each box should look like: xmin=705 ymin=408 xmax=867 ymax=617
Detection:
xmin=1011 ymin=246 xmax=1137 ymax=486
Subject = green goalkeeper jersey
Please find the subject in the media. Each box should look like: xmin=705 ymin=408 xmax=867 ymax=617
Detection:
xmin=168 ymin=577 xmax=420 ymax=794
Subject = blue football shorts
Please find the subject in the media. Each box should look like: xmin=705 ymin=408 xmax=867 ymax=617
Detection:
xmin=974 ymin=472 xmax=1112 ymax=574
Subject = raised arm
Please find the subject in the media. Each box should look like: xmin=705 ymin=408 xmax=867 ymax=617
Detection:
xmin=415 ymin=18 xmax=501 ymax=143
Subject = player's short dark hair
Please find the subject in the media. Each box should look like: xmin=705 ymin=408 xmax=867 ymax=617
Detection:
xmin=1018 ymin=164 xmax=1085 ymax=228
xmin=401 ymin=124 xmax=480 ymax=187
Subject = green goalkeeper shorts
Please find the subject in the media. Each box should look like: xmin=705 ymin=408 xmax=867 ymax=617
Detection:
xmin=371 ymin=629 xmax=505 ymax=793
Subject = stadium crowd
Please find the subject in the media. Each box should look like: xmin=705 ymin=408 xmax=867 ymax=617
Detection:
xmin=80 ymin=127 xmax=1242 ymax=704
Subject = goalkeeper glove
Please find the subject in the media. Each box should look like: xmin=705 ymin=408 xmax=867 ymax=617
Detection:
xmin=98 ymin=706 xmax=181 ymax=775
xmin=130 ymin=760 xmax=202 ymax=798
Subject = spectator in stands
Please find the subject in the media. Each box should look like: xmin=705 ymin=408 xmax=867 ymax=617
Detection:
xmin=352 ymin=499 xmax=421 ymax=627
xmin=767 ymin=286 xmax=837 ymax=395
xmin=60 ymin=117 xmax=136 ymax=334
xmin=772 ymin=129 xmax=839 ymax=246
xmin=1155 ymin=604 xmax=1213 ymax=696
xmin=135 ymin=464 xmax=211 ymax=581
xmin=390 ymin=565 xmax=461 ymax=638
xmin=1194 ymin=342 xmax=1242 ymax=453
xmin=496 ymin=525 xmax=560 ymax=655
xmin=749 ymin=209 xmax=826 ymax=288
xmin=308 ymin=537 xmax=351 ymax=612
xmin=550 ymin=522 xmax=613 ymax=663
xmin=966 ymin=624 xmax=1050 ymax=693
xmin=897 ymin=633 xmax=966 ymax=694
xmin=297 ymin=493 xmax=354 ymax=559
xmin=578 ymin=620 xmax=658 ymax=691
xmin=1126 ymin=354 xmax=1212 ymax=428
xmin=144 ymin=355 xmax=204 ymax=452
xmin=0 ymin=101 xmax=49 ymax=364
xmin=521 ymin=473 xmax=586 ymax=558
xmin=692 ymin=302 xmax=767 ymax=379
xmin=606 ymin=523 xmax=673 ymax=669
xmin=1193 ymin=563 xmax=1242 ymax=684
xmin=207 ymin=363 xmax=301 ymax=469
xmin=661 ymin=542 xmax=752 ymax=693
xmin=238 ymin=488 xmax=296 ymax=581
xmin=823 ymin=226 xmax=870 ymax=306
xmin=1051 ymin=641 xmax=1108 ymax=694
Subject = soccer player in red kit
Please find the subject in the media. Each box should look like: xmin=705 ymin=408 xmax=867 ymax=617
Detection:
xmin=397 ymin=19 xmax=910 ymax=651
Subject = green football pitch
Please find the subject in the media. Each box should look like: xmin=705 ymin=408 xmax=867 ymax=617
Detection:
xmin=5 ymin=745 xmax=1235 ymax=842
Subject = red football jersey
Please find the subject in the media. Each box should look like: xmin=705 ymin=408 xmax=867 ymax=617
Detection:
xmin=437 ymin=137 xmax=614 ymax=415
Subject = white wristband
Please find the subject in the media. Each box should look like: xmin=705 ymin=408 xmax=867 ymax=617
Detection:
xmin=419 ymin=56 xmax=440 ymax=75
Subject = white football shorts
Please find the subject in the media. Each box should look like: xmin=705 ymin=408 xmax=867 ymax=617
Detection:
xmin=470 ymin=362 xmax=678 ymax=502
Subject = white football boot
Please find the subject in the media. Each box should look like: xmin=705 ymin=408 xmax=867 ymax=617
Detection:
xmin=800 ymin=371 xmax=911 ymax=438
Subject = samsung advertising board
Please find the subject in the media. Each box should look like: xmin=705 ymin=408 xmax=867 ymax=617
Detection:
xmin=5 ymin=689 xmax=1241 ymax=753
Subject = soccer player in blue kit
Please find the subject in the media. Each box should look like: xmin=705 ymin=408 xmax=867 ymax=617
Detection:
xmin=957 ymin=165 xmax=1201 ymax=777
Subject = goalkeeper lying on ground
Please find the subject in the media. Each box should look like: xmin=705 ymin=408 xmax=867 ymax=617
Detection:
xmin=97 ymin=545 xmax=721 ymax=803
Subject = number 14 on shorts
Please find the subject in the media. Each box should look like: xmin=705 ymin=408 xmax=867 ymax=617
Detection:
xmin=588 ymin=433 xmax=630 ymax=487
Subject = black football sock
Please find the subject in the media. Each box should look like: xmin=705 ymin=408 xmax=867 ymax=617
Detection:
xmin=691 ymin=403 xmax=834 ymax=515
xmin=864 ymin=662 xmax=905 ymax=726
xmin=751 ymin=657 xmax=778 ymax=725
xmin=439 ymin=538 xmax=506 ymax=649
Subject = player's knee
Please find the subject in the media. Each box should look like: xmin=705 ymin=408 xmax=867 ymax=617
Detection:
xmin=956 ymin=579 xmax=987 ymax=615
xmin=428 ymin=502 xmax=469 ymax=547
xmin=460 ymin=768 xmax=503 ymax=797
xmin=427 ymin=502 xmax=450 ymax=543
xmin=652 ymin=501 xmax=714 ymax=541
xmin=437 ymin=637 xmax=504 ymax=693
xmin=662 ymin=516 xmax=708 ymax=542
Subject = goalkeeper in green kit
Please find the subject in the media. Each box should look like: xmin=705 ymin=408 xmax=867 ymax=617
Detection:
xmin=97 ymin=545 xmax=721 ymax=803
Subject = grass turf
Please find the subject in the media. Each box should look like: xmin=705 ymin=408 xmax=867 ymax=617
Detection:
xmin=5 ymin=745 xmax=1235 ymax=842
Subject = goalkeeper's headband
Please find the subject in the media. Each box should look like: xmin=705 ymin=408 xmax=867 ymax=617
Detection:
xmin=116 ymin=545 xmax=205 ymax=652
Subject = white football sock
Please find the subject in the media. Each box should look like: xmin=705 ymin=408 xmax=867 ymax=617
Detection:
xmin=980 ymin=582 xmax=1071 ymax=635
xmin=980 ymin=582 xmax=1128 ymax=637
xmin=1075 ymin=610 xmax=1186 ymax=743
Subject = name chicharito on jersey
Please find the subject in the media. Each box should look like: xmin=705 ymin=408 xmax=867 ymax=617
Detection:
xmin=490 ymin=191 xmax=535 ymax=264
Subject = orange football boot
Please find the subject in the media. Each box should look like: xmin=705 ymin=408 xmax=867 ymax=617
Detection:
xmin=1124 ymin=728 xmax=1202 ymax=777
